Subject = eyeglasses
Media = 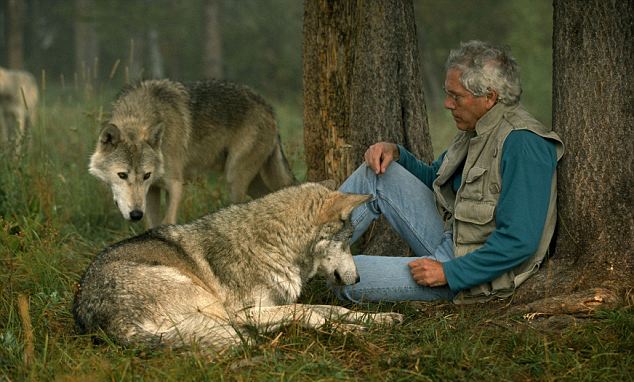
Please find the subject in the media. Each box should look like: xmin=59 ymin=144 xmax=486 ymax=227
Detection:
xmin=443 ymin=86 xmax=471 ymax=103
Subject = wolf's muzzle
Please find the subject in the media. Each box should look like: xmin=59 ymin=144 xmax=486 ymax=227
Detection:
xmin=334 ymin=270 xmax=360 ymax=285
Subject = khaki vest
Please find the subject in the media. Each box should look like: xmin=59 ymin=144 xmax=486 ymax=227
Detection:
xmin=432 ymin=103 xmax=564 ymax=304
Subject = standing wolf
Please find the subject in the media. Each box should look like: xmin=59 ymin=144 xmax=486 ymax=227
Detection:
xmin=73 ymin=183 xmax=403 ymax=349
xmin=89 ymin=79 xmax=297 ymax=228
xmin=0 ymin=67 xmax=39 ymax=154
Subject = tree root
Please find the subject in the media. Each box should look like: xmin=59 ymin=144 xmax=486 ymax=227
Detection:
xmin=507 ymin=287 xmax=621 ymax=318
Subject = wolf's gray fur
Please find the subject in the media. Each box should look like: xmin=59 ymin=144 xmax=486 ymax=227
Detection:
xmin=0 ymin=67 xmax=38 ymax=153
xmin=73 ymin=183 xmax=402 ymax=349
xmin=89 ymin=79 xmax=297 ymax=228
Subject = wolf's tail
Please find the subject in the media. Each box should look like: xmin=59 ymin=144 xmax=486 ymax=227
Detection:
xmin=249 ymin=134 xmax=297 ymax=198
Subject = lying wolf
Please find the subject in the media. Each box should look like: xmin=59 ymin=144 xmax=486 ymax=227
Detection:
xmin=89 ymin=79 xmax=297 ymax=228
xmin=73 ymin=182 xmax=402 ymax=349
xmin=0 ymin=66 xmax=38 ymax=154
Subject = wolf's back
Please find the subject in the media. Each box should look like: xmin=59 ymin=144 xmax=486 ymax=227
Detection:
xmin=72 ymin=230 xmax=222 ymax=346
xmin=185 ymin=79 xmax=297 ymax=194
xmin=72 ymin=226 xmax=260 ymax=348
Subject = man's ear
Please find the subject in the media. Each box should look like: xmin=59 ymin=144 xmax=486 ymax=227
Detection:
xmin=318 ymin=192 xmax=371 ymax=224
xmin=485 ymin=89 xmax=498 ymax=109
xmin=98 ymin=124 xmax=121 ymax=150
xmin=147 ymin=123 xmax=164 ymax=149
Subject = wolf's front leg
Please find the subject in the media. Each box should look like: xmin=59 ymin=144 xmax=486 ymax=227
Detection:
xmin=300 ymin=304 xmax=404 ymax=326
xmin=237 ymin=304 xmax=402 ymax=334
xmin=163 ymin=180 xmax=183 ymax=225
xmin=146 ymin=185 xmax=162 ymax=228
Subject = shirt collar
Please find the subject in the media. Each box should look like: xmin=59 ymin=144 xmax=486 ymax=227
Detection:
xmin=475 ymin=103 xmax=515 ymax=135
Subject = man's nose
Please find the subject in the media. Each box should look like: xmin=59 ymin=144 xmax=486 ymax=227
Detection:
xmin=444 ymin=96 xmax=455 ymax=110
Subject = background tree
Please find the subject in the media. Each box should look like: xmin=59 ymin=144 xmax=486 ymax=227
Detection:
xmin=74 ymin=0 xmax=98 ymax=95
xmin=514 ymin=0 xmax=632 ymax=311
xmin=303 ymin=0 xmax=432 ymax=256
xmin=203 ymin=0 xmax=223 ymax=79
xmin=147 ymin=27 xmax=164 ymax=79
xmin=5 ymin=0 xmax=25 ymax=69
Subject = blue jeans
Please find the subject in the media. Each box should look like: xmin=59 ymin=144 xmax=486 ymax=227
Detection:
xmin=331 ymin=162 xmax=457 ymax=303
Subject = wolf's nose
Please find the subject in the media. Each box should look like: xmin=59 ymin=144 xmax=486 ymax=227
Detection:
xmin=334 ymin=270 xmax=343 ymax=284
xmin=355 ymin=274 xmax=360 ymax=284
xmin=129 ymin=210 xmax=144 ymax=221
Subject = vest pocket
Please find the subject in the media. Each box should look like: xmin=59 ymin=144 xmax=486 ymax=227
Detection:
xmin=454 ymin=201 xmax=495 ymax=224
xmin=454 ymin=201 xmax=495 ymax=244
xmin=460 ymin=167 xmax=487 ymax=200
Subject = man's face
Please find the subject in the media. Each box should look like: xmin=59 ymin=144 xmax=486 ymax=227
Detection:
xmin=443 ymin=69 xmax=492 ymax=131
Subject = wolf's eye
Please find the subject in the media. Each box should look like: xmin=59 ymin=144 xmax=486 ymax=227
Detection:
xmin=117 ymin=172 xmax=128 ymax=180
xmin=143 ymin=172 xmax=152 ymax=180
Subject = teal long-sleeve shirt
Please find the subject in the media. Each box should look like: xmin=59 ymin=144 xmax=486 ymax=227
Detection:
xmin=396 ymin=130 xmax=558 ymax=292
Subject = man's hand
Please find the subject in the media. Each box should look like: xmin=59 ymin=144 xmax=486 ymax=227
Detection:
xmin=408 ymin=258 xmax=447 ymax=287
xmin=364 ymin=142 xmax=399 ymax=174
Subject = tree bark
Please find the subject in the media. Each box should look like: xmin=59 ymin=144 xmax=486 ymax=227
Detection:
xmin=514 ymin=0 xmax=633 ymax=310
xmin=303 ymin=0 xmax=433 ymax=256
xmin=203 ymin=0 xmax=223 ymax=79
xmin=6 ymin=0 xmax=25 ymax=69
xmin=303 ymin=0 xmax=432 ymax=183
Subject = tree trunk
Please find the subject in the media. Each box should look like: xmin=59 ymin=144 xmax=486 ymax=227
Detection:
xmin=514 ymin=0 xmax=633 ymax=310
xmin=203 ymin=0 xmax=223 ymax=79
xmin=148 ymin=28 xmax=164 ymax=79
xmin=74 ymin=0 xmax=98 ymax=96
xmin=303 ymin=0 xmax=433 ymax=256
xmin=126 ymin=36 xmax=146 ymax=83
xmin=6 ymin=0 xmax=25 ymax=69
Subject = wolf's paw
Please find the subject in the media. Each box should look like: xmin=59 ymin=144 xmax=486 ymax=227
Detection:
xmin=331 ymin=322 xmax=367 ymax=334
xmin=369 ymin=312 xmax=404 ymax=325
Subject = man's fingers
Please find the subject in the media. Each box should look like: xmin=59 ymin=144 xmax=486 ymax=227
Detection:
xmin=408 ymin=258 xmax=426 ymax=268
xmin=368 ymin=155 xmax=380 ymax=174
xmin=379 ymin=153 xmax=391 ymax=174
xmin=408 ymin=258 xmax=447 ymax=287
xmin=365 ymin=142 xmax=394 ymax=174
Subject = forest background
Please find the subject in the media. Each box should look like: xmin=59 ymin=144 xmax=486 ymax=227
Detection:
xmin=1 ymin=0 xmax=553 ymax=157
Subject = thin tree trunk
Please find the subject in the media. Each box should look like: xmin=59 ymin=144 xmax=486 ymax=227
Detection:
xmin=6 ymin=0 xmax=25 ymax=69
xmin=74 ymin=0 xmax=98 ymax=96
xmin=148 ymin=28 xmax=164 ymax=79
xmin=126 ymin=36 xmax=146 ymax=83
xmin=203 ymin=0 xmax=223 ymax=79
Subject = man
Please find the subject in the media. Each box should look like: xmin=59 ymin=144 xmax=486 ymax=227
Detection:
xmin=333 ymin=40 xmax=564 ymax=304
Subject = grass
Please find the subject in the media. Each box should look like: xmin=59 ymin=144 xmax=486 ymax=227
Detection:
xmin=1 ymin=84 xmax=632 ymax=381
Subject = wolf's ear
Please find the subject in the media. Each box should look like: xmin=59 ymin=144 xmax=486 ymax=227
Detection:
xmin=98 ymin=124 xmax=121 ymax=150
xmin=147 ymin=123 xmax=164 ymax=149
xmin=318 ymin=192 xmax=371 ymax=224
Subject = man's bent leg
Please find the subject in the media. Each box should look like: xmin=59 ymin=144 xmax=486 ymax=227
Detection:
xmin=335 ymin=163 xmax=454 ymax=303
xmin=340 ymin=162 xmax=445 ymax=257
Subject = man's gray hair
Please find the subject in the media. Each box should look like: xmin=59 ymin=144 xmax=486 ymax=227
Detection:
xmin=445 ymin=40 xmax=521 ymax=105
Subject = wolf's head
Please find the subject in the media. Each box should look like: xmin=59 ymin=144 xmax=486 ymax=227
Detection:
xmin=310 ymin=188 xmax=370 ymax=286
xmin=89 ymin=122 xmax=165 ymax=222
